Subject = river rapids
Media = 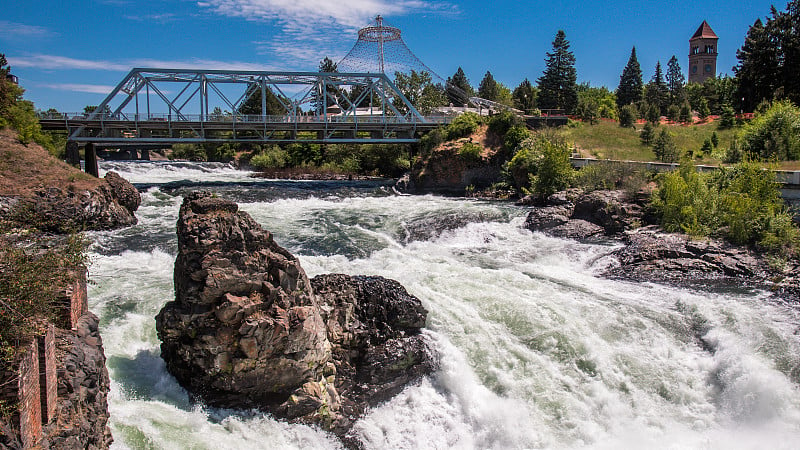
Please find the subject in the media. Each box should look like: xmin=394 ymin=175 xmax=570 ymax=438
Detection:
xmin=87 ymin=161 xmax=800 ymax=449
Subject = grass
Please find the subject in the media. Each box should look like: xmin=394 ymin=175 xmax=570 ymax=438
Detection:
xmin=561 ymin=119 xmax=736 ymax=164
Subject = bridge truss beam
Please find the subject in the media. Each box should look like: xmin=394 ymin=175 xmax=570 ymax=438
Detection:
xmin=41 ymin=69 xmax=451 ymax=145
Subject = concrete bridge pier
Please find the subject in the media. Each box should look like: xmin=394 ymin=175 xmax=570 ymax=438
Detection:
xmin=65 ymin=142 xmax=80 ymax=168
xmin=84 ymin=143 xmax=99 ymax=178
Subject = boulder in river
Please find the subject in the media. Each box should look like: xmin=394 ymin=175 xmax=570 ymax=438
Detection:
xmin=156 ymin=192 xmax=434 ymax=440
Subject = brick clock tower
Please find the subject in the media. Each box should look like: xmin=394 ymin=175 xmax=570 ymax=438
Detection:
xmin=689 ymin=20 xmax=718 ymax=84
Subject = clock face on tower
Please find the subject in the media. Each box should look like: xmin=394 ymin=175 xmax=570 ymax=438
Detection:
xmin=692 ymin=65 xmax=698 ymax=74
xmin=705 ymin=64 xmax=712 ymax=73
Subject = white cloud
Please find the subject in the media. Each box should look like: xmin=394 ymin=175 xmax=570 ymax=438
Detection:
xmin=198 ymin=0 xmax=457 ymax=67
xmin=0 ymin=20 xmax=54 ymax=38
xmin=40 ymin=83 xmax=117 ymax=94
xmin=9 ymin=55 xmax=130 ymax=71
xmin=130 ymin=58 xmax=277 ymax=71
xmin=8 ymin=54 xmax=278 ymax=72
xmin=124 ymin=13 xmax=180 ymax=23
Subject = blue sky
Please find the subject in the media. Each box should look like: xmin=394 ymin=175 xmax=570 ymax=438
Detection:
xmin=1 ymin=0 xmax=782 ymax=112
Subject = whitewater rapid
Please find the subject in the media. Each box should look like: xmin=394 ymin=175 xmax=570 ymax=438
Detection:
xmin=88 ymin=162 xmax=800 ymax=449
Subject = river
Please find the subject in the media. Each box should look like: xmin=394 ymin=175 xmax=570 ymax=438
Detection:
xmin=88 ymin=161 xmax=800 ymax=449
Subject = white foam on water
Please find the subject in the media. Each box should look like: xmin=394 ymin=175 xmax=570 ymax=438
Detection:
xmin=87 ymin=181 xmax=800 ymax=449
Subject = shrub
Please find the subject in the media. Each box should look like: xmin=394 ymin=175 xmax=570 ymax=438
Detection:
xmin=508 ymin=132 xmax=573 ymax=198
xmin=619 ymin=104 xmax=638 ymax=128
xmin=503 ymin=125 xmax=531 ymax=154
xmin=170 ymin=143 xmax=207 ymax=161
xmin=640 ymin=122 xmax=655 ymax=146
xmin=679 ymin=102 xmax=693 ymax=123
xmin=574 ymin=161 xmax=652 ymax=198
xmin=487 ymin=110 xmax=521 ymax=136
xmin=718 ymin=105 xmax=736 ymax=129
xmin=250 ymin=145 xmax=289 ymax=169
xmin=446 ymin=112 xmax=482 ymax=140
xmin=738 ymin=100 xmax=800 ymax=161
xmin=651 ymin=160 xmax=800 ymax=256
xmin=653 ymin=129 xmax=679 ymax=162
xmin=0 ymin=234 xmax=90 ymax=413
xmin=667 ymin=104 xmax=681 ymax=123
xmin=458 ymin=142 xmax=483 ymax=165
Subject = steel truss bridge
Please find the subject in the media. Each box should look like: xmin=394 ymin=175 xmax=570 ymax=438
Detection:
xmin=39 ymin=68 xmax=453 ymax=145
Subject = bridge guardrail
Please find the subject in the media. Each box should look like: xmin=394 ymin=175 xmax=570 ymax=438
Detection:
xmin=40 ymin=112 xmax=453 ymax=125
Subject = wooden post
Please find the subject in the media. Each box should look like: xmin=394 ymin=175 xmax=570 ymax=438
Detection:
xmin=84 ymin=143 xmax=99 ymax=177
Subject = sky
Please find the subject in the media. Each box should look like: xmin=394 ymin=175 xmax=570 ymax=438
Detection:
xmin=0 ymin=0 xmax=785 ymax=112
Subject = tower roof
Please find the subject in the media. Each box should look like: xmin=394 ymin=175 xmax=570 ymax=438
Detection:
xmin=691 ymin=21 xmax=718 ymax=40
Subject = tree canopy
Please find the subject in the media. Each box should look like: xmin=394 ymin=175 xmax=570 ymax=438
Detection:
xmin=477 ymin=71 xmax=500 ymax=101
xmin=616 ymin=47 xmax=643 ymax=109
xmin=536 ymin=30 xmax=578 ymax=114
xmin=446 ymin=67 xmax=474 ymax=106
xmin=512 ymin=78 xmax=537 ymax=113
xmin=392 ymin=70 xmax=446 ymax=115
xmin=734 ymin=1 xmax=800 ymax=111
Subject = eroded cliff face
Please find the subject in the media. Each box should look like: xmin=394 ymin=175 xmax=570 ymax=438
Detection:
xmin=0 ymin=171 xmax=141 ymax=233
xmin=44 ymin=313 xmax=112 ymax=449
xmin=156 ymin=192 xmax=434 ymax=441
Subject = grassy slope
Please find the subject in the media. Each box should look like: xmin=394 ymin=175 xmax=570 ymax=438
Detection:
xmin=561 ymin=119 xmax=737 ymax=165
xmin=0 ymin=129 xmax=99 ymax=196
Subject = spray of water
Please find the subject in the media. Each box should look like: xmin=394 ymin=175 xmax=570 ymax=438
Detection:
xmin=89 ymin=162 xmax=800 ymax=449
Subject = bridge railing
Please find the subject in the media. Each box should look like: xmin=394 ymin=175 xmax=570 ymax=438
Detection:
xmin=41 ymin=112 xmax=453 ymax=125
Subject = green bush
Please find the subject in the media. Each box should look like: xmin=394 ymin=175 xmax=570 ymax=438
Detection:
xmin=170 ymin=143 xmax=207 ymax=161
xmin=574 ymin=161 xmax=651 ymax=198
xmin=508 ymin=132 xmax=573 ymax=198
xmin=487 ymin=110 xmax=522 ymax=136
xmin=653 ymin=129 xmax=679 ymax=162
xmin=446 ymin=112 xmax=482 ymax=140
xmin=0 ymin=234 xmax=89 ymax=414
xmin=619 ymin=104 xmax=638 ymax=128
xmin=738 ymin=100 xmax=800 ymax=161
xmin=503 ymin=125 xmax=532 ymax=154
xmin=250 ymin=145 xmax=289 ymax=169
xmin=718 ymin=105 xmax=736 ymax=130
xmin=651 ymin=160 xmax=799 ymax=255
xmin=458 ymin=142 xmax=483 ymax=165
xmin=640 ymin=122 xmax=655 ymax=146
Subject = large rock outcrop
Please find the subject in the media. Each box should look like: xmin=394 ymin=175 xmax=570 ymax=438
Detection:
xmin=156 ymin=193 xmax=433 ymax=440
xmin=0 ymin=171 xmax=140 ymax=233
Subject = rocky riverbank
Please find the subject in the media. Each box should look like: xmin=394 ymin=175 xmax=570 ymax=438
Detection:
xmin=523 ymin=189 xmax=800 ymax=301
xmin=156 ymin=192 xmax=434 ymax=446
xmin=0 ymin=129 xmax=140 ymax=448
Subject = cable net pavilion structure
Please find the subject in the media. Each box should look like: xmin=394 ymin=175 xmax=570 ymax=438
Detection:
xmin=337 ymin=16 xmax=473 ymax=107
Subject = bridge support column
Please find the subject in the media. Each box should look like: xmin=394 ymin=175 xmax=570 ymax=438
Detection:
xmin=84 ymin=144 xmax=99 ymax=178
xmin=65 ymin=142 xmax=80 ymax=168
xmin=140 ymin=149 xmax=150 ymax=161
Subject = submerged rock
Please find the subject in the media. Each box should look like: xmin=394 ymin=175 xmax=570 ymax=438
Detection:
xmin=156 ymin=192 xmax=433 ymax=441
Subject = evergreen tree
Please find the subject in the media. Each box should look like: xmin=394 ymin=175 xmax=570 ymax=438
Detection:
xmin=679 ymin=101 xmax=693 ymax=123
xmin=313 ymin=57 xmax=342 ymax=112
xmin=446 ymin=67 xmax=474 ymax=106
xmin=733 ymin=18 xmax=781 ymax=112
xmin=536 ymin=30 xmax=578 ymax=114
xmin=771 ymin=0 xmax=800 ymax=105
xmin=640 ymin=122 xmax=655 ymax=145
xmin=653 ymin=128 xmax=678 ymax=162
xmin=478 ymin=71 xmax=499 ymax=101
xmin=616 ymin=47 xmax=644 ymax=109
xmin=512 ymin=78 xmax=537 ymax=113
xmin=239 ymin=86 xmax=286 ymax=116
xmin=665 ymin=55 xmax=686 ymax=106
xmin=644 ymin=61 xmax=669 ymax=114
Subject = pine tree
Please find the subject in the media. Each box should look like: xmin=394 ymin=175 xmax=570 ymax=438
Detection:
xmin=536 ymin=30 xmax=578 ymax=114
xmin=771 ymin=0 xmax=800 ymax=105
xmin=512 ymin=78 xmax=537 ymax=113
xmin=734 ymin=18 xmax=780 ymax=112
xmin=446 ymin=67 xmax=474 ymax=106
xmin=616 ymin=47 xmax=643 ymax=109
xmin=644 ymin=61 xmax=669 ymax=114
xmin=665 ymin=55 xmax=686 ymax=106
xmin=477 ymin=71 xmax=499 ymax=101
